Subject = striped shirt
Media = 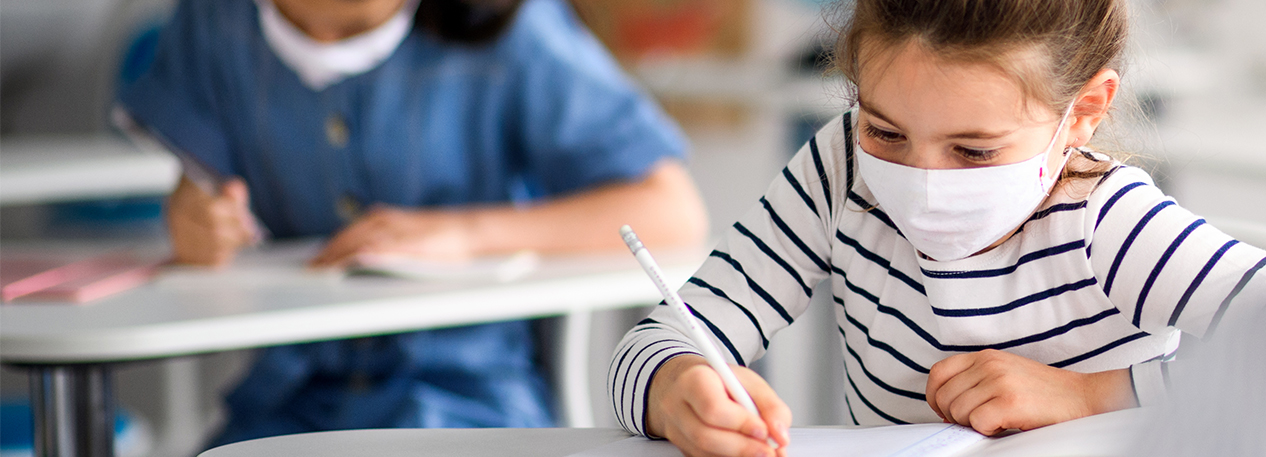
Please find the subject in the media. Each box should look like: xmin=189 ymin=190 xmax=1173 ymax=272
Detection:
xmin=608 ymin=112 xmax=1266 ymax=434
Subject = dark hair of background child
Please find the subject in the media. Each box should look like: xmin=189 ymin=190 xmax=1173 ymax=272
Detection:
xmin=416 ymin=0 xmax=526 ymax=43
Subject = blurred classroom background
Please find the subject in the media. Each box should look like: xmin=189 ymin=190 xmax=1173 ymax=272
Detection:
xmin=1 ymin=0 xmax=1264 ymax=456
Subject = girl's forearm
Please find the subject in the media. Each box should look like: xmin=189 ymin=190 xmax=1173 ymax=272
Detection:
xmin=464 ymin=160 xmax=708 ymax=255
xmin=1084 ymin=368 xmax=1139 ymax=415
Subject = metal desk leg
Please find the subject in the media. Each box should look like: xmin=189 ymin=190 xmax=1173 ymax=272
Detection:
xmin=30 ymin=365 xmax=116 ymax=457
xmin=558 ymin=310 xmax=595 ymax=427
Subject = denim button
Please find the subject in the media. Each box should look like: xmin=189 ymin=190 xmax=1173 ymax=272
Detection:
xmin=337 ymin=194 xmax=361 ymax=222
xmin=325 ymin=115 xmax=349 ymax=148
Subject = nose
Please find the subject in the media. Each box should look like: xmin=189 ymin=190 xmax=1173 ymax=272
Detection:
xmin=903 ymin=144 xmax=955 ymax=170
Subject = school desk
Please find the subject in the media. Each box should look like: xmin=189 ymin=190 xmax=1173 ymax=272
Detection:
xmin=0 ymin=135 xmax=179 ymax=206
xmin=0 ymin=239 xmax=702 ymax=457
xmin=195 ymin=408 xmax=1149 ymax=457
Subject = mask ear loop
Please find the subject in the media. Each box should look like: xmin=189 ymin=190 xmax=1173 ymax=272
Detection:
xmin=1040 ymin=103 xmax=1077 ymax=195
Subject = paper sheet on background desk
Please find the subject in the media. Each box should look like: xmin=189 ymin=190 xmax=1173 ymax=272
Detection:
xmin=151 ymin=241 xmax=342 ymax=289
xmin=152 ymin=241 xmax=541 ymax=288
xmin=348 ymin=251 xmax=540 ymax=283
xmin=153 ymin=263 xmax=344 ymax=289
xmin=569 ymin=424 xmax=983 ymax=457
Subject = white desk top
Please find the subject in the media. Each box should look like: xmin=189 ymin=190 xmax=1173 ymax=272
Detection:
xmin=197 ymin=409 xmax=1150 ymax=457
xmin=200 ymin=428 xmax=634 ymax=457
xmin=0 ymin=240 xmax=703 ymax=364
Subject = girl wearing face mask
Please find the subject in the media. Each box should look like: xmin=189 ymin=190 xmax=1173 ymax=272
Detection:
xmin=608 ymin=1 xmax=1266 ymax=455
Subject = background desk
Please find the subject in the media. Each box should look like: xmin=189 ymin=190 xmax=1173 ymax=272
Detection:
xmin=1 ymin=240 xmax=702 ymax=457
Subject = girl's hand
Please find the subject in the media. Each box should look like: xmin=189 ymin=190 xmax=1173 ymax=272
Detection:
xmin=167 ymin=176 xmax=257 ymax=267
xmin=309 ymin=206 xmax=475 ymax=268
xmin=925 ymin=349 xmax=1137 ymax=435
xmin=646 ymin=355 xmax=792 ymax=457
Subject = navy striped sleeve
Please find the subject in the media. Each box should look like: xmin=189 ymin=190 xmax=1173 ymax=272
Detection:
xmin=607 ymin=116 xmax=851 ymax=436
xmin=1087 ymin=167 xmax=1266 ymax=338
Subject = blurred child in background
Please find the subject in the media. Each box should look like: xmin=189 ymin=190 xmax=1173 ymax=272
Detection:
xmin=120 ymin=0 xmax=706 ymax=446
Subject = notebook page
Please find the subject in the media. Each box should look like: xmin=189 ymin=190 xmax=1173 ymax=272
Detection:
xmin=962 ymin=408 xmax=1147 ymax=457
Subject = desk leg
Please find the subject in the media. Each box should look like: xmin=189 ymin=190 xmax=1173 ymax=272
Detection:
xmin=30 ymin=365 xmax=116 ymax=457
xmin=559 ymin=311 xmax=595 ymax=427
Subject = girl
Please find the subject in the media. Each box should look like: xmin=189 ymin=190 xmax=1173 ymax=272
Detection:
xmin=120 ymin=0 xmax=706 ymax=446
xmin=608 ymin=1 xmax=1266 ymax=456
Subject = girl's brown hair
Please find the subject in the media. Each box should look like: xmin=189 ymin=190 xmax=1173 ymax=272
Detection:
xmin=833 ymin=0 xmax=1130 ymax=181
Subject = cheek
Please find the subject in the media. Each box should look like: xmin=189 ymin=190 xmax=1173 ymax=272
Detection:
xmin=857 ymin=136 xmax=888 ymax=155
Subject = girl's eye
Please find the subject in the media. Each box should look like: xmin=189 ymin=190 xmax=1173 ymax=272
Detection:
xmin=955 ymin=146 xmax=1001 ymax=162
xmin=863 ymin=123 xmax=905 ymax=143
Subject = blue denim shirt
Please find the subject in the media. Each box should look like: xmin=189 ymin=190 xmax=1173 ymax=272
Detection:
xmin=120 ymin=0 xmax=685 ymax=444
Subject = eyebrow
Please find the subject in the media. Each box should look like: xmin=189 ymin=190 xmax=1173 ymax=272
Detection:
xmin=942 ymin=127 xmax=1019 ymax=140
xmin=856 ymin=98 xmax=902 ymax=130
xmin=857 ymin=97 xmax=1019 ymax=140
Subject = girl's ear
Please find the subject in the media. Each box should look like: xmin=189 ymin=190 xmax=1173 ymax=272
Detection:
xmin=1068 ymin=69 xmax=1120 ymax=148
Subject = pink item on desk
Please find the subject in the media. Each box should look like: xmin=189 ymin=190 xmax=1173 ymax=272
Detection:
xmin=1 ymin=253 xmax=165 ymax=304
xmin=1 ymin=258 xmax=71 ymax=301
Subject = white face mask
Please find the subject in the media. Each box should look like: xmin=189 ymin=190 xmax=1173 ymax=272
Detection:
xmin=855 ymin=105 xmax=1074 ymax=261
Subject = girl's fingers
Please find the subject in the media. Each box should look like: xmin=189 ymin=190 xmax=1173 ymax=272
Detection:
xmin=965 ymin=397 xmax=1010 ymax=436
xmin=209 ymin=200 xmax=252 ymax=236
xmin=219 ymin=179 xmax=263 ymax=243
xmin=670 ymin=402 xmax=778 ymax=457
xmin=348 ymin=236 xmax=409 ymax=262
xmin=312 ymin=238 xmax=365 ymax=267
xmin=943 ymin=376 xmax=997 ymax=427
xmin=204 ymin=182 xmax=254 ymax=246
xmin=168 ymin=201 xmax=249 ymax=266
xmin=680 ymin=428 xmax=777 ymax=457
xmin=925 ymin=353 xmax=977 ymax=419
xmin=735 ymin=368 xmax=792 ymax=447
xmin=685 ymin=398 xmax=769 ymax=444
xmin=931 ymin=365 xmax=990 ymax=425
xmin=220 ymin=179 xmax=249 ymax=207
xmin=310 ymin=217 xmax=384 ymax=266
xmin=680 ymin=367 xmax=770 ymax=442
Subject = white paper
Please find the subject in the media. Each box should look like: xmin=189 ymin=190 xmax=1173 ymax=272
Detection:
xmin=153 ymin=242 xmax=343 ymax=289
xmin=568 ymin=424 xmax=984 ymax=457
xmin=963 ymin=408 xmax=1147 ymax=457
xmin=349 ymin=251 xmax=540 ymax=283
